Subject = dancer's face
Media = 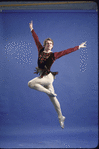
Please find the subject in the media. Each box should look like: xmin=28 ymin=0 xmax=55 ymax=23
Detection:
xmin=44 ymin=40 xmax=53 ymax=52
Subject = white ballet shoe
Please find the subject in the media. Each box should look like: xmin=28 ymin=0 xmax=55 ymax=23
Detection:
xmin=59 ymin=116 xmax=65 ymax=129
xmin=49 ymin=88 xmax=57 ymax=97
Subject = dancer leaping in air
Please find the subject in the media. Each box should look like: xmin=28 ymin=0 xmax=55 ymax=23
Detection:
xmin=28 ymin=21 xmax=87 ymax=129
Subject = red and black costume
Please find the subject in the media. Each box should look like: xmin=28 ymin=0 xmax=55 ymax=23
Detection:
xmin=32 ymin=30 xmax=79 ymax=78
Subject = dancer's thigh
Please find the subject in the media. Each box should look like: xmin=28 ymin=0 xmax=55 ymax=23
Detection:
xmin=45 ymin=83 xmax=55 ymax=93
xmin=29 ymin=73 xmax=54 ymax=86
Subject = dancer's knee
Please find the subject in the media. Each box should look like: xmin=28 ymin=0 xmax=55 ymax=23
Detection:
xmin=28 ymin=81 xmax=31 ymax=88
xmin=28 ymin=81 xmax=35 ymax=88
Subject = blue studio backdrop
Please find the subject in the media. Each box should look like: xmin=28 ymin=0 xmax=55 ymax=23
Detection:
xmin=0 ymin=10 xmax=98 ymax=148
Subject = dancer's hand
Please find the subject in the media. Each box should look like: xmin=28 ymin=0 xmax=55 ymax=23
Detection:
xmin=79 ymin=41 xmax=87 ymax=49
xmin=29 ymin=20 xmax=33 ymax=30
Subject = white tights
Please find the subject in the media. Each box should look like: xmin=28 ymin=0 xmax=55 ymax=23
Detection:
xmin=28 ymin=73 xmax=63 ymax=119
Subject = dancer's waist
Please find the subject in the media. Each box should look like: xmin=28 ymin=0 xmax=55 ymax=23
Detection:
xmin=34 ymin=67 xmax=58 ymax=78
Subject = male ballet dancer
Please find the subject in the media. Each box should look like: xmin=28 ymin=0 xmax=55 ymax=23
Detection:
xmin=28 ymin=21 xmax=86 ymax=129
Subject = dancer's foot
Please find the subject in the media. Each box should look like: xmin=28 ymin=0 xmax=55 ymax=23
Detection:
xmin=59 ymin=116 xmax=65 ymax=129
xmin=49 ymin=88 xmax=57 ymax=97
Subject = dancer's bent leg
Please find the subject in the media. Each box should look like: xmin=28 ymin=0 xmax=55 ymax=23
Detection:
xmin=28 ymin=73 xmax=65 ymax=128
xmin=28 ymin=73 xmax=56 ymax=97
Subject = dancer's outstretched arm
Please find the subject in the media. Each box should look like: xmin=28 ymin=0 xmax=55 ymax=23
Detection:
xmin=54 ymin=41 xmax=87 ymax=60
xmin=29 ymin=21 xmax=43 ymax=52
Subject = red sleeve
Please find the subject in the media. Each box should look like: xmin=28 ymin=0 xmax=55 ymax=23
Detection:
xmin=31 ymin=29 xmax=43 ymax=52
xmin=54 ymin=46 xmax=79 ymax=60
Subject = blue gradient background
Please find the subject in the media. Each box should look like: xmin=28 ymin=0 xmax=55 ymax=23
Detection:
xmin=0 ymin=10 xmax=98 ymax=148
